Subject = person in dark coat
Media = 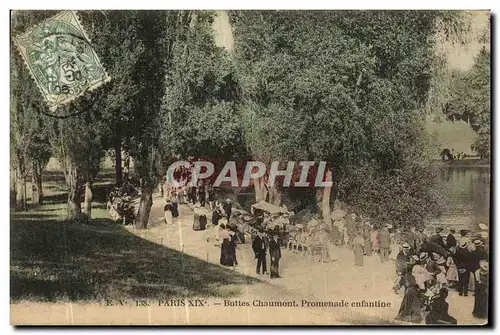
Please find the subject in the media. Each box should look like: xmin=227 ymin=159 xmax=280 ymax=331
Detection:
xmin=269 ymin=233 xmax=282 ymax=279
xmin=429 ymin=227 xmax=445 ymax=248
xmin=395 ymin=259 xmax=423 ymax=323
xmin=207 ymin=185 xmax=216 ymax=210
xmin=170 ymin=201 xmax=179 ymax=218
xmin=377 ymin=226 xmax=391 ymax=263
xmin=394 ymin=243 xmax=414 ymax=293
xmin=212 ymin=208 xmax=222 ymax=226
xmin=219 ymin=224 xmax=235 ymax=266
xmin=455 ymin=240 xmax=471 ymax=296
xmin=223 ymin=199 xmax=232 ymax=223
xmin=469 ymin=240 xmax=488 ymax=273
xmin=353 ymin=231 xmax=365 ymax=266
xmin=426 ymin=288 xmax=457 ymax=325
xmin=345 ymin=214 xmax=356 ymax=249
xmin=252 ymin=231 xmax=268 ymax=275
xmin=189 ymin=184 xmax=197 ymax=204
xmin=472 ymin=259 xmax=489 ymax=319
xmin=446 ymin=229 xmax=457 ymax=250
xmin=197 ymin=182 xmax=206 ymax=207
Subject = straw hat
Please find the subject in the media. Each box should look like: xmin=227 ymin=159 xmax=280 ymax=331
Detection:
xmin=419 ymin=252 xmax=428 ymax=261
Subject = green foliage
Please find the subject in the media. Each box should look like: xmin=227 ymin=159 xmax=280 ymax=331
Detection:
xmin=231 ymin=10 xmax=450 ymax=226
xmin=78 ymin=11 xmax=144 ymax=152
xmin=11 ymin=11 xmax=55 ymax=174
xmin=444 ymin=48 xmax=490 ymax=157
xmin=161 ymin=11 xmax=245 ymax=162
xmin=125 ymin=11 xmax=170 ymax=187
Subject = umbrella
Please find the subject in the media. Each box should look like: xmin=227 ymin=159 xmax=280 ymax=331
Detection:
xmin=417 ymin=242 xmax=448 ymax=257
xmin=330 ymin=209 xmax=347 ymax=221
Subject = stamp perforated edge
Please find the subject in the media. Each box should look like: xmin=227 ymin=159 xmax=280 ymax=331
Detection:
xmin=11 ymin=10 xmax=112 ymax=114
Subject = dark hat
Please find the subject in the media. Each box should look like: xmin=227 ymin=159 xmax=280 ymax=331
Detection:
xmin=459 ymin=229 xmax=469 ymax=236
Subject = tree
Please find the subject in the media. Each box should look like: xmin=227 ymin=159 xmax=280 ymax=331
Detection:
xmin=78 ymin=11 xmax=145 ymax=187
xmin=47 ymin=94 xmax=107 ymax=219
xmin=231 ymin=11 xmax=450 ymax=226
xmin=161 ymin=11 xmax=245 ymax=177
xmin=126 ymin=11 xmax=170 ymax=229
xmin=444 ymin=48 xmax=490 ymax=158
xmin=11 ymin=10 xmax=56 ymax=210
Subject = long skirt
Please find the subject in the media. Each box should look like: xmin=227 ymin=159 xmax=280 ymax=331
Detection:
xmin=426 ymin=312 xmax=457 ymax=325
xmin=396 ymin=286 xmax=423 ymax=323
xmin=468 ymin=272 xmax=476 ymax=292
xmin=220 ymin=239 xmax=235 ymax=266
xmin=354 ymin=244 xmax=364 ymax=266
xmin=472 ymin=283 xmax=488 ymax=318
xmin=364 ymin=239 xmax=373 ymax=256
xmin=164 ymin=210 xmax=173 ymax=225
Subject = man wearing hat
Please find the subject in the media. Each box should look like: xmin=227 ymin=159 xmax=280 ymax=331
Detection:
xmin=252 ymin=229 xmax=268 ymax=275
xmin=223 ymin=198 xmax=233 ymax=223
xmin=429 ymin=227 xmax=445 ymax=248
xmin=393 ymin=242 xmax=414 ymax=293
xmin=269 ymin=231 xmax=282 ymax=279
xmin=455 ymin=240 xmax=472 ymax=296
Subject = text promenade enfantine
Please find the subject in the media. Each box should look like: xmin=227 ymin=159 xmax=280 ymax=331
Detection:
xmin=106 ymin=298 xmax=391 ymax=309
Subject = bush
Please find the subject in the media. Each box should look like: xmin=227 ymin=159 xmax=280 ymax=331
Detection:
xmin=337 ymin=162 xmax=446 ymax=229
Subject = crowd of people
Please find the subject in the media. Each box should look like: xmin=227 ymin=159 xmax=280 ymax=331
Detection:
xmin=162 ymin=181 xmax=488 ymax=324
xmin=311 ymin=212 xmax=489 ymax=324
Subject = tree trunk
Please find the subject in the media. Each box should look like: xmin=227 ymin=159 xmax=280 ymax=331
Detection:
xmin=65 ymin=162 xmax=82 ymax=219
xmin=268 ymin=186 xmax=282 ymax=207
xmin=10 ymin=168 xmax=17 ymax=209
xmin=321 ymin=168 xmax=333 ymax=222
xmin=31 ymin=160 xmax=43 ymax=206
xmin=15 ymin=159 xmax=27 ymax=211
xmin=135 ymin=185 xmax=154 ymax=229
xmin=123 ymin=152 xmax=130 ymax=180
xmin=115 ymin=139 xmax=123 ymax=187
xmin=82 ymin=181 xmax=93 ymax=219
xmin=254 ymin=177 xmax=269 ymax=203
xmin=254 ymin=177 xmax=263 ymax=202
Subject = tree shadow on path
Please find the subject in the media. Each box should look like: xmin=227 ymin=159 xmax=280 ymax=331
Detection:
xmin=11 ymin=217 xmax=259 ymax=302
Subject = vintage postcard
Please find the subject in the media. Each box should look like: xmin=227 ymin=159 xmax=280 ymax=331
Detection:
xmin=10 ymin=10 xmax=490 ymax=326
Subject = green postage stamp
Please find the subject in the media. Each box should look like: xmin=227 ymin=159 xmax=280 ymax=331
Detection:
xmin=13 ymin=11 xmax=110 ymax=112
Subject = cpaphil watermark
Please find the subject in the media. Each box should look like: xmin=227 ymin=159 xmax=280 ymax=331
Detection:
xmin=165 ymin=160 xmax=333 ymax=188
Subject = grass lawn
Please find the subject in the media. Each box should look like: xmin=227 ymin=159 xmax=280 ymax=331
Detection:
xmin=11 ymin=168 xmax=257 ymax=303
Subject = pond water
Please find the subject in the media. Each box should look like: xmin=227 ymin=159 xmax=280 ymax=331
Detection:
xmin=231 ymin=165 xmax=491 ymax=232
xmin=430 ymin=165 xmax=491 ymax=231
